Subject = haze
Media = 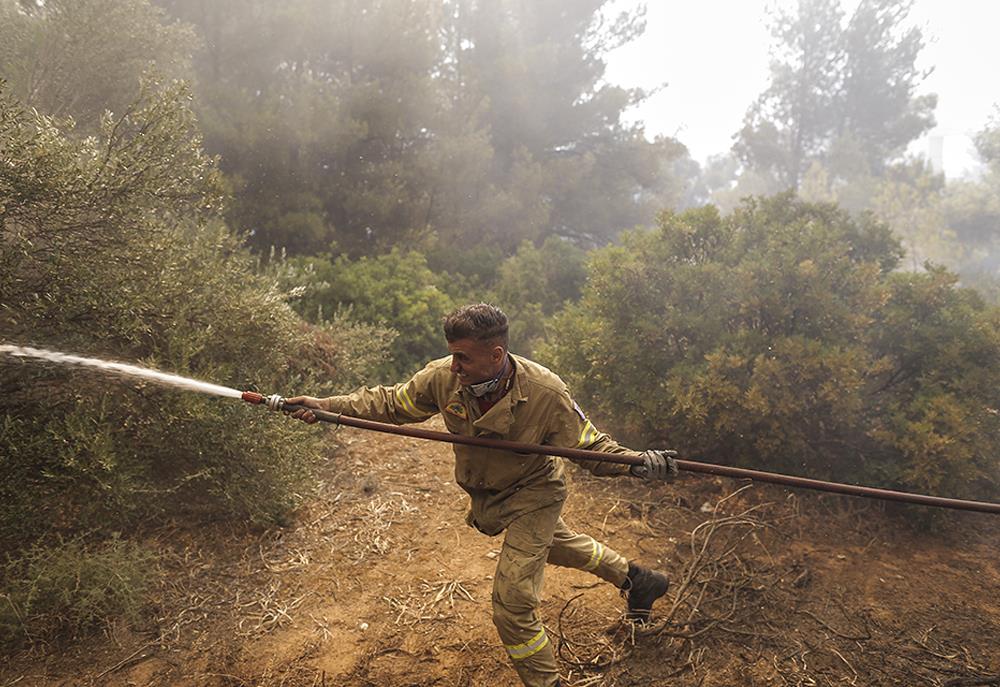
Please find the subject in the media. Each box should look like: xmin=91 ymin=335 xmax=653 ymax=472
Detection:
xmin=607 ymin=0 xmax=1000 ymax=178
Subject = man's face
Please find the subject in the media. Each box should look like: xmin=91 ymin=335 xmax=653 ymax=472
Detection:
xmin=447 ymin=337 xmax=505 ymax=386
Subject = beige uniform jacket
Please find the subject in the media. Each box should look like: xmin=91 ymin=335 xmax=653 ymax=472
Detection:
xmin=321 ymin=354 xmax=639 ymax=535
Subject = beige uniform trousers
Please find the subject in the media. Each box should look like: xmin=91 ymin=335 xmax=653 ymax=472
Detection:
xmin=493 ymin=501 xmax=629 ymax=687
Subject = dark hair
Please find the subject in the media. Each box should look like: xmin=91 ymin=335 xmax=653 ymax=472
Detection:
xmin=443 ymin=303 xmax=509 ymax=345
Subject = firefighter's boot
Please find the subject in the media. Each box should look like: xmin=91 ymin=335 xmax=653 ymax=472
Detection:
xmin=622 ymin=562 xmax=669 ymax=623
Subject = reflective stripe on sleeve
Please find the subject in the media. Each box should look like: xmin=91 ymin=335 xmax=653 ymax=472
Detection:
xmin=583 ymin=540 xmax=605 ymax=571
xmin=576 ymin=420 xmax=598 ymax=448
xmin=395 ymin=384 xmax=420 ymax=417
xmin=504 ymin=628 xmax=550 ymax=661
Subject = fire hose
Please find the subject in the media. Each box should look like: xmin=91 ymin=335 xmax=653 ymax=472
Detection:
xmin=242 ymin=392 xmax=1000 ymax=515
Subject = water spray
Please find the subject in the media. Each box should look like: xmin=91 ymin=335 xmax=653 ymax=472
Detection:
xmin=4 ymin=345 xmax=1000 ymax=515
xmin=1 ymin=344 xmax=243 ymax=399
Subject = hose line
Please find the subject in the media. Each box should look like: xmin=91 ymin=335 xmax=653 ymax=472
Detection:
xmin=266 ymin=398 xmax=1000 ymax=515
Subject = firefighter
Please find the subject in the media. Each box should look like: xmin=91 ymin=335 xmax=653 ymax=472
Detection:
xmin=287 ymin=303 xmax=678 ymax=687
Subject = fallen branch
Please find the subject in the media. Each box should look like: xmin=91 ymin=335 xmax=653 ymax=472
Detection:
xmin=797 ymin=608 xmax=871 ymax=641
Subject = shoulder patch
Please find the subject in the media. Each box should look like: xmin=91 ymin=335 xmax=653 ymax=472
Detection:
xmin=572 ymin=400 xmax=587 ymax=421
xmin=445 ymin=401 xmax=468 ymax=420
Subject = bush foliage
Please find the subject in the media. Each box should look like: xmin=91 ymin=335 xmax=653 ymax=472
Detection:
xmin=0 ymin=537 xmax=154 ymax=648
xmin=276 ymin=235 xmax=591 ymax=378
xmin=280 ymin=248 xmax=455 ymax=380
xmin=542 ymin=195 xmax=1000 ymax=501
xmin=490 ymin=237 xmax=589 ymax=356
xmin=0 ymin=81 xmax=387 ymax=648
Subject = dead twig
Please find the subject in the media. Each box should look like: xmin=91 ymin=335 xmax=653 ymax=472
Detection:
xmin=382 ymin=577 xmax=475 ymax=627
xmin=92 ymin=641 xmax=157 ymax=681
xmin=828 ymin=645 xmax=859 ymax=685
xmin=554 ymin=593 xmax=630 ymax=671
xmin=943 ymin=678 xmax=1000 ymax=687
xmin=645 ymin=485 xmax=777 ymax=646
xmin=797 ymin=608 xmax=871 ymax=641
xmin=90 ymin=596 xmax=209 ymax=681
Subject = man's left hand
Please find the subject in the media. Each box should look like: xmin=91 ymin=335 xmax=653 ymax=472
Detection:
xmin=630 ymin=450 xmax=679 ymax=482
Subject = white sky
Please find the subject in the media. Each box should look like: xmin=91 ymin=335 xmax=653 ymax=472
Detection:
xmin=604 ymin=0 xmax=1000 ymax=179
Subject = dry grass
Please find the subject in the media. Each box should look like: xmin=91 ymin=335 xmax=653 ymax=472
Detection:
xmin=236 ymin=581 xmax=312 ymax=637
xmin=349 ymin=495 xmax=420 ymax=562
xmin=383 ymin=578 xmax=476 ymax=627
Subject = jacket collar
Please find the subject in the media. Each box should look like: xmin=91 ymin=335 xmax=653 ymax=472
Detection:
xmin=458 ymin=355 xmax=527 ymax=436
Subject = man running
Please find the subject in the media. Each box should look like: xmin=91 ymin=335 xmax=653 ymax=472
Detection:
xmin=287 ymin=303 xmax=677 ymax=687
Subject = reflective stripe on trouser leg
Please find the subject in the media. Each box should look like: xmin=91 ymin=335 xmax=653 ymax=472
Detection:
xmin=493 ymin=504 xmax=562 ymax=687
xmin=546 ymin=518 xmax=629 ymax=587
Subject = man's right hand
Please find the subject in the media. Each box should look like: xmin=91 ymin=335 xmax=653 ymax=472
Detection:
xmin=283 ymin=396 xmax=325 ymax=424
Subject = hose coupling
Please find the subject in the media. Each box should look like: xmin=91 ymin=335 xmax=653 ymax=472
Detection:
xmin=241 ymin=391 xmax=285 ymax=411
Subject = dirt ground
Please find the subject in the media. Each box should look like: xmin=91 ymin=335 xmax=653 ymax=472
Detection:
xmin=4 ymin=417 xmax=1000 ymax=687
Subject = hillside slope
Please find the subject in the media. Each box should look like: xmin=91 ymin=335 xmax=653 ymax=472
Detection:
xmin=4 ymin=418 xmax=1000 ymax=686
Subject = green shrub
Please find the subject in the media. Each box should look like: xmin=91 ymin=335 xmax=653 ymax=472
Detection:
xmin=542 ymin=195 xmax=1000 ymax=500
xmin=0 ymin=69 xmax=394 ymax=651
xmin=423 ymin=241 xmax=506 ymax=291
xmin=280 ymin=248 xmax=456 ymax=380
xmin=866 ymin=268 xmax=1000 ymax=497
xmin=280 ymin=236 xmax=589 ymax=371
xmin=490 ymin=237 xmax=588 ymax=355
xmin=0 ymin=81 xmax=387 ymax=547
xmin=0 ymin=537 xmax=155 ymax=650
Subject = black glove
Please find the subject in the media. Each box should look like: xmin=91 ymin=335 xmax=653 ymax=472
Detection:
xmin=630 ymin=450 xmax=679 ymax=482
